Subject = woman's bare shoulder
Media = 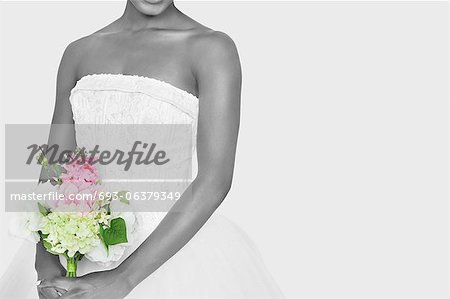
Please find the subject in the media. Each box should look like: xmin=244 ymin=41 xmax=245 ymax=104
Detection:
xmin=188 ymin=24 xmax=238 ymax=55
xmin=189 ymin=27 xmax=237 ymax=51
xmin=65 ymin=17 xmax=123 ymax=54
xmin=187 ymin=28 xmax=240 ymax=73
xmin=64 ymin=30 xmax=108 ymax=55
xmin=60 ymin=25 xmax=116 ymax=73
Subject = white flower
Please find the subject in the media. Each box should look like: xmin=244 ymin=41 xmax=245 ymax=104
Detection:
xmin=9 ymin=212 xmax=42 ymax=243
xmin=85 ymin=242 xmax=126 ymax=266
xmin=40 ymin=212 xmax=100 ymax=257
xmin=97 ymin=212 xmax=111 ymax=226
xmin=85 ymin=212 xmax=138 ymax=266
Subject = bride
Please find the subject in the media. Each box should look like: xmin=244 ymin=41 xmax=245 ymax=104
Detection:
xmin=7 ymin=0 xmax=283 ymax=298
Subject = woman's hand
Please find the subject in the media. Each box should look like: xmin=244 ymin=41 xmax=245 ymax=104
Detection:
xmin=37 ymin=282 xmax=67 ymax=299
xmin=36 ymin=269 xmax=67 ymax=299
xmin=35 ymin=243 xmax=68 ymax=299
xmin=38 ymin=270 xmax=131 ymax=299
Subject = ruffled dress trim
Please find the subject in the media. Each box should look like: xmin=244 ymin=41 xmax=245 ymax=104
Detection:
xmin=70 ymin=74 xmax=199 ymax=120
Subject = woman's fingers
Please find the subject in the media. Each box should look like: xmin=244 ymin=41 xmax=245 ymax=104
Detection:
xmin=38 ymin=286 xmax=65 ymax=299
xmin=60 ymin=289 xmax=89 ymax=299
xmin=38 ymin=277 xmax=74 ymax=291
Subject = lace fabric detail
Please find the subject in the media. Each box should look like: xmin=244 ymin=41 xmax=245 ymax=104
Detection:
xmin=68 ymin=72 xmax=199 ymax=178
xmin=71 ymin=73 xmax=199 ymax=120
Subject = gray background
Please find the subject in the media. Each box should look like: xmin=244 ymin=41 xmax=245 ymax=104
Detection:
xmin=0 ymin=1 xmax=448 ymax=298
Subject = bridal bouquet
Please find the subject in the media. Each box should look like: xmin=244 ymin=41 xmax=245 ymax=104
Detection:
xmin=11 ymin=149 xmax=138 ymax=277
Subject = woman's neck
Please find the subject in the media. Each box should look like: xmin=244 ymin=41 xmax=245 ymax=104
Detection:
xmin=118 ymin=1 xmax=182 ymax=31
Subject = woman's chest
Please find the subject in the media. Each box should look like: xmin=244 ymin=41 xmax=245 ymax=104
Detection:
xmin=78 ymin=32 xmax=197 ymax=96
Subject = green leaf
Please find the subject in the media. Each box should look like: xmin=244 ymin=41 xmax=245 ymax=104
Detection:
xmin=102 ymin=218 xmax=128 ymax=246
xmin=98 ymin=225 xmax=109 ymax=254
xmin=117 ymin=191 xmax=129 ymax=205
xmin=42 ymin=239 xmax=59 ymax=255
xmin=52 ymin=164 xmax=64 ymax=178
xmin=49 ymin=177 xmax=62 ymax=186
xmin=73 ymin=252 xmax=84 ymax=261
xmin=37 ymin=202 xmax=49 ymax=216
xmin=36 ymin=153 xmax=45 ymax=165
xmin=37 ymin=147 xmax=49 ymax=167
xmin=39 ymin=232 xmax=60 ymax=256
xmin=42 ymin=239 xmax=51 ymax=250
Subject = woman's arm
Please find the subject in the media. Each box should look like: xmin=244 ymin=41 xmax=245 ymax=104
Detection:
xmin=35 ymin=42 xmax=78 ymax=298
xmin=122 ymin=30 xmax=241 ymax=290
xmin=40 ymin=31 xmax=241 ymax=299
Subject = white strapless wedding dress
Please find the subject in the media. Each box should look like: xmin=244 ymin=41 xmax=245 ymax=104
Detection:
xmin=0 ymin=74 xmax=283 ymax=299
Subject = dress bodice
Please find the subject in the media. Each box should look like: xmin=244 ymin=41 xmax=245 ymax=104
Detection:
xmin=70 ymin=73 xmax=199 ymax=181
xmin=67 ymin=74 xmax=199 ymax=274
xmin=70 ymin=73 xmax=199 ymax=125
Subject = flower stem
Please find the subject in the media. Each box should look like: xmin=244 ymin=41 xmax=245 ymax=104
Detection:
xmin=66 ymin=256 xmax=77 ymax=278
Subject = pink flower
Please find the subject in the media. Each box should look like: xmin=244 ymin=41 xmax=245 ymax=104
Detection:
xmin=48 ymin=155 xmax=101 ymax=213
xmin=61 ymin=157 xmax=99 ymax=186
xmin=52 ymin=181 xmax=100 ymax=213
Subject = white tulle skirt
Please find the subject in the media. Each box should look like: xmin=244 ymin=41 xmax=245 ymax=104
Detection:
xmin=0 ymin=214 xmax=283 ymax=299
